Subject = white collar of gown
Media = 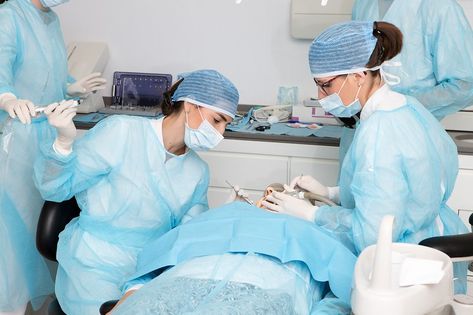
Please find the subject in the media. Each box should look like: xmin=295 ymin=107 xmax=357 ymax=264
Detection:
xmin=360 ymin=84 xmax=406 ymax=121
xmin=149 ymin=117 xmax=180 ymax=161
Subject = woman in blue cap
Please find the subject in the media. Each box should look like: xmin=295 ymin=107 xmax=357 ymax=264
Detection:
xmin=0 ymin=0 xmax=105 ymax=314
xmin=263 ymin=21 xmax=468 ymax=293
xmin=33 ymin=69 xmax=239 ymax=314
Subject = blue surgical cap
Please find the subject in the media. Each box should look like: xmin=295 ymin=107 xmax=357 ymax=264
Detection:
xmin=309 ymin=21 xmax=378 ymax=78
xmin=172 ymin=69 xmax=239 ymax=118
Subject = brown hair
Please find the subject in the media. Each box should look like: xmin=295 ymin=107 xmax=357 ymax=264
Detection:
xmin=160 ymin=78 xmax=184 ymax=116
xmin=367 ymin=21 xmax=403 ymax=69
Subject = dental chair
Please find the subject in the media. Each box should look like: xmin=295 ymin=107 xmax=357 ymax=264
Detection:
xmin=36 ymin=198 xmax=80 ymax=315
xmin=36 ymin=198 xmax=118 ymax=315
xmin=352 ymin=214 xmax=473 ymax=315
xmin=36 ymin=198 xmax=115 ymax=315
xmin=37 ymin=198 xmax=473 ymax=315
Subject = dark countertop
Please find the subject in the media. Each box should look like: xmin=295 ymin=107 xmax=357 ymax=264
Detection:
xmin=74 ymin=102 xmax=473 ymax=155
xmin=222 ymin=130 xmax=340 ymax=146
xmin=75 ymin=116 xmax=340 ymax=146
xmin=227 ymin=130 xmax=473 ymax=155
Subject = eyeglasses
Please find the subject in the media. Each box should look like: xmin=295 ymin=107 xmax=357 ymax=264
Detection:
xmin=314 ymin=75 xmax=343 ymax=96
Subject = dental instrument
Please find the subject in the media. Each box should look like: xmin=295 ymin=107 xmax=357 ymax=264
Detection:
xmin=35 ymin=100 xmax=79 ymax=113
xmin=225 ymin=180 xmax=254 ymax=205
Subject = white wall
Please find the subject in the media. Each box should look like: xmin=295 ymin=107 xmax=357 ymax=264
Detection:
xmin=55 ymin=0 xmax=473 ymax=106
xmin=55 ymin=0 xmax=317 ymax=106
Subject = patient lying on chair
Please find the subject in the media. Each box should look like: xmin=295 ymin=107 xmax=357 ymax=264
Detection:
xmin=108 ymin=200 xmax=355 ymax=315
xmin=254 ymin=182 xmax=337 ymax=208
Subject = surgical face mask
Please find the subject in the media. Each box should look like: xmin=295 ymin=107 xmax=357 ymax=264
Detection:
xmin=318 ymin=76 xmax=362 ymax=118
xmin=184 ymin=107 xmax=224 ymax=151
xmin=39 ymin=0 xmax=70 ymax=8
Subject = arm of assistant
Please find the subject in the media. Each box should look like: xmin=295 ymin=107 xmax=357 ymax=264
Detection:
xmin=33 ymin=109 xmax=124 ymax=202
xmin=180 ymin=164 xmax=210 ymax=224
xmin=413 ymin=2 xmax=473 ymax=120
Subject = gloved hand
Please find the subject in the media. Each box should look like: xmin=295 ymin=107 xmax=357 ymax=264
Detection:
xmin=44 ymin=100 xmax=78 ymax=153
xmin=0 ymin=94 xmax=36 ymax=124
xmin=67 ymin=72 xmax=107 ymax=99
xmin=226 ymin=184 xmax=250 ymax=204
xmin=262 ymin=191 xmax=318 ymax=222
xmin=289 ymin=175 xmax=329 ymax=198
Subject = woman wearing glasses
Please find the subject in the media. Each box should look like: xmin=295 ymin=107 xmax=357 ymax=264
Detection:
xmin=263 ymin=21 xmax=469 ymax=294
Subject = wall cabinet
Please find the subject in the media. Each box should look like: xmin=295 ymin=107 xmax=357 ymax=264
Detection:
xmin=197 ymin=139 xmax=339 ymax=208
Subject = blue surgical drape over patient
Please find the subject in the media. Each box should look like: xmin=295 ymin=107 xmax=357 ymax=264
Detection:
xmin=33 ymin=115 xmax=210 ymax=315
xmin=115 ymin=203 xmax=356 ymax=314
xmin=352 ymin=0 xmax=473 ymax=120
xmin=0 ymin=0 xmax=69 ymax=310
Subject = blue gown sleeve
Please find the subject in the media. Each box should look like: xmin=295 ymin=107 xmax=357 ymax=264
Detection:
xmin=409 ymin=1 xmax=473 ymax=120
xmin=0 ymin=12 xmax=18 ymax=96
xmin=67 ymin=74 xmax=76 ymax=84
xmin=34 ymin=116 xmax=126 ymax=202
xmin=180 ymin=165 xmax=210 ymax=224
xmin=314 ymin=114 xmax=411 ymax=254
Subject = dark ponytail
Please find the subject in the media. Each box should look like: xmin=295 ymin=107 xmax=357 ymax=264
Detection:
xmin=367 ymin=21 xmax=403 ymax=68
xmin=160 ymin=78 xmax=184 ymax=116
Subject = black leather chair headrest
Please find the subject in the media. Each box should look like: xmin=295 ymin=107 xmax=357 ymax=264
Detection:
xmin=420 ymin=232 xmax=473 ymax=259
xmin=36 ymin=198 xmax=81 ymax=261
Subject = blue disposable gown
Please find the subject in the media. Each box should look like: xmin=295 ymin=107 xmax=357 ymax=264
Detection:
xmin=352 ymin=0 xmax=473 ymax=120
xmin=336 ymin=0 xmax=473 ymax=169
xmin=0 ymin=0 xmax=69 ymax=310
xmin=315 ymin=85 xmax=469 ymax=292
xmin=33 ymin=116 xmax=210 ymax=315
xmin=115 ymin=203 xmax=356 ymax=315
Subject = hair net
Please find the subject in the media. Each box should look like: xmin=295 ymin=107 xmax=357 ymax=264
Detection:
xmin=173 ymin=69 xmax=239 ymax=118
xmin=309 ymin=21 xmax=378 ymax=78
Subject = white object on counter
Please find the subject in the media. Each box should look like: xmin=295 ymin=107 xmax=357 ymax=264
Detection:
xmin=292 ymin=103 xmax=342 ymax=125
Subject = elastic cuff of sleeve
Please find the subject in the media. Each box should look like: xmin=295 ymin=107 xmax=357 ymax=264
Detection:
xmin=327 ymin=186 xmax=340 ymax=204
xmin=38 ymin=138 xmax=75 ymax=165
xmin=53 ymin=139 xmax=73 ymax=157
xmin=0 ymin=92 xmax=17 ymax=105
xmin=65 ymin=94 xmax=81 ymax=101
